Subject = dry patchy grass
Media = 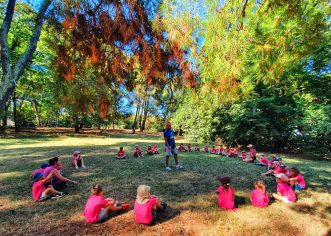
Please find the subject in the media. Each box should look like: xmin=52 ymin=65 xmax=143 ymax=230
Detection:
xmin=0 ymin=132 xmax=330 ymax=236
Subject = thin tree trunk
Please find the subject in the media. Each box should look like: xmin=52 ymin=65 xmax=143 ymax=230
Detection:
xmin=132 ymin=100 xmax=141 ymax=134
xmin=138 ymin=101 xmax=145 ymax=131
xmin=13 ymin=91 xmax=18 ymax=132
xmin=140 ymin=99 xmax=149 ymax=132
xmin=32 ymin=100 xmax=41 ymax=126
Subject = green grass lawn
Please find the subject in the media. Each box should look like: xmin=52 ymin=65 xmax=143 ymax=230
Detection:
xmin=0 ymin=132 xmax=330 ymax=236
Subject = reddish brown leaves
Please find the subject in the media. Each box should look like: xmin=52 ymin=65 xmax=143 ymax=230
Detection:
xmin=62 ymin=64 xmax=76 ymax=80
xmin=98 ymin=96 xmax=110 ymax=119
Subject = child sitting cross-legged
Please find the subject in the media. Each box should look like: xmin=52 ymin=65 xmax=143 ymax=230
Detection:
xmin=133 ymin=145 xmax=144 ymax=157
xmin=83 ymin=184 xmax=130 ymax=224
xmin=255 ymin=154 xmax=269 ymax=167
xmin=250 ymin=180 xmax=269 ymax=208
xmin=288 ymin=167 xmax=306 ymax=190
xmin=178 ymin=144 xmax=186 ymax=152
xmin=152 ymin=144 xmax=159 ymax=154
xmin=211 ymin=146 xmax=218 ymax=154
xmin=147 ymin=145 xmax=153 ymax=155
xmin=116 ymin=147 xmax=126 ymax=159
xmin=194 ymin=146 xmax=200 ymax=152
xmin=204 ymin=146 xmax=209 ymax=153
xmin=186 ymin=144 xmax=192 ymax=152
xmin=134 ymin=185 xmax=167 ymax=226
xmin=215 ymin=176 xmax=236 ymax=211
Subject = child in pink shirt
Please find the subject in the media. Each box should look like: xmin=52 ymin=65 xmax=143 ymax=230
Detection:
xmin=219 ymin=146 xmax=224 ymax=155
xmin=134 ymin=185 xmax=167 ymax=225
xmin=256 ymin=154 xmax=269 ymax=166
xmin=241 ymin=151 xmax=247 ymax=160
xmin=83 ymin=184 xmax=130 ymax=224
xmin=194 ymin=146 xmax=200 ymax=152
xmin=204 ymin=146 xmax=209 ymax=153
xmin=250 ymin=180 xmax=269 ymax=208
xmin=186 ymin=144 xmax=192 ymax=152
xmin=147 ymin=145 xmax=153 ymax=155
xmin=272 ymin=178 xmax=296 ymax=204
xmin=32 ymin=172 xmax=65 ymax=202
xmin=152 ymin=144 xmax=159 ymax=154
xmin=133 ymin=145 xmax=144 ymax=157
xmin=116 ymin=147 xmax=126 ymax=159
xmin=215 ymin=176 xmax=236 ymax=210
xmin=211 ymin=146 xmax=217 ymax=154
xmin=72 ymin=150 xmax=86 ymax=169
xmin=288 ymin=168 xmax=306 ymax=190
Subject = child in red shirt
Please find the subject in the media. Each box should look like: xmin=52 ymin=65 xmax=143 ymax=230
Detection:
xmin=133 ymin=145 xmax=144 ymax=157
xmin=250 ymin=180 xmax=269 ymax=208
xmin=83 ymin=184 xmax=130 ymax=223
xmin=194 ymin=146 xmax=200 ymax=152
xmin=116 ymin=147 xmax=126 ymax=159
xmin=211 ymin=146 xmax=217 ymax=154
xmin=147 ymin=145 xmax=153 ymax=155
xmin=256 ymin=154 xmax=269 ymax=166
xmin=241 ymin=151 xmax=247 ymax=160
xmin=178 ymin=144 xmax=186 ymax=152
xmin=152 ymin=144 xmax=159 ymax=154
xmin=215 ymin=176 xmax=236 ymax=211
xmin=134 ymin=185 xmax=167 ymax=225
xmin=72 ymin=150 xmax=86 ymax=169
xmin=204 ymin=146 xmax=209 ymax=153
xmin=219 ymin=146 xmax=224 ymax=155
xmin=186 ymin=144 xmax=192 ymax=152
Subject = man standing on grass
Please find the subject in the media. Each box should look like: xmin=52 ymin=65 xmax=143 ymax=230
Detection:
xmin=164 ymin=122 xmax=183 ymax=171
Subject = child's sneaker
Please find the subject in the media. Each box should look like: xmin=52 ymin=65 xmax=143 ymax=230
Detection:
xmin=161 ymin=203 xmax=168 ymax=212
xmin=75 ymin=166 xmax=79 ymax=169
xmin=51 ymin=194 xmax=64 ymax=199
xmin=176 ymin=165 xmax=183 ymax=169
xmin=121 ymin=204 xmax=130 ymax=210
xmin=165 ymin=166 xmax=172 ymax=171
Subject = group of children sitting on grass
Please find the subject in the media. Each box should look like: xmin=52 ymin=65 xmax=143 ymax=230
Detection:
xmin=31 ymin=151 xmax=84 ymax=201
xmin=116 ymin=144 xmax=160 ymax=159
xmin=30 ymin=144 xmax=306 ymax=226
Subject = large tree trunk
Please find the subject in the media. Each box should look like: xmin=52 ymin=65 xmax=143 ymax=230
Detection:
xmin=0 ymin=0 xmax=53 ymax=110
xmin=0 ymin=101 xmax=10 ymax=129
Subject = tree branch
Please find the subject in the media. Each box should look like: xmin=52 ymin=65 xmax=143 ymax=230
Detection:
xmin=0 ymin=0 xmax=16 ymax=79
xmin=13 ymin=0 xmax=53 ymax=80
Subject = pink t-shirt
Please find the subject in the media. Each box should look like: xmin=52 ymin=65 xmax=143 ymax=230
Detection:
xmin=277 ymin=183 xmax=296 ymax=202
xmin=83 ymin=195 xmax=109 ymax=223
xmin=250 ymin=148 xmax=256 ymax=157
xmin=43 ymin=166 xmax=55 ymax=178
xmin=273 ymin=166 xmax=282 ymax=174
xmin=211 ymin=148 xmax=217 ymax=154
xmin=250 ymin=189 xmax=269 ymax=208
xmin=241 ymin=153 xmax=247 ymax=159
xmin=216 ymin=186 xmax=235 ymax=210
xmin=296 ymin=173 xmax=306 ymax=189
xmin=134 ymin=147 xmax=142 ymax=153
xmin=32 ymin=180 xmax=44 ymax=202
xmin=260 ymin=157 xmax=269 ymax=166
xmin=134 ymin=197 xmax=157 ymax=225
xmin=117 ymin=150 xmax=125 ymax=156
xmin=32 ymin=168 xmax=45 ymax=176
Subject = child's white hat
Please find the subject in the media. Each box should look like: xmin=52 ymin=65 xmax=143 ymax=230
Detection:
xmin=74 ymin=150 xmax=81 ymax=155
xmin=247 ymin=144 xmax=253 ymax=148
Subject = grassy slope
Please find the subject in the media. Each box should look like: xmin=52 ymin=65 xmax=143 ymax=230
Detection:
xmin=0 ymin=133 xmax=330 ymax=236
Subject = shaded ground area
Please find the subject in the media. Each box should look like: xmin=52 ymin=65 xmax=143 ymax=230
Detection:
xmin=0 ymin=133 xmax=330 ymax=236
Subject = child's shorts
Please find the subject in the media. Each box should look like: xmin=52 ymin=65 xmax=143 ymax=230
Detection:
xmin=97 ymin=208 xmax=109 ymax=223
xmin=280 ymin=196 xmax=293 ymax=204
xmin=295 ymin=184 xmax=303 ymax=191
xmin=165 ymin=147 xmax=177 ymax=156
xmin=39 ymin=191 xmax=48 ymax=201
